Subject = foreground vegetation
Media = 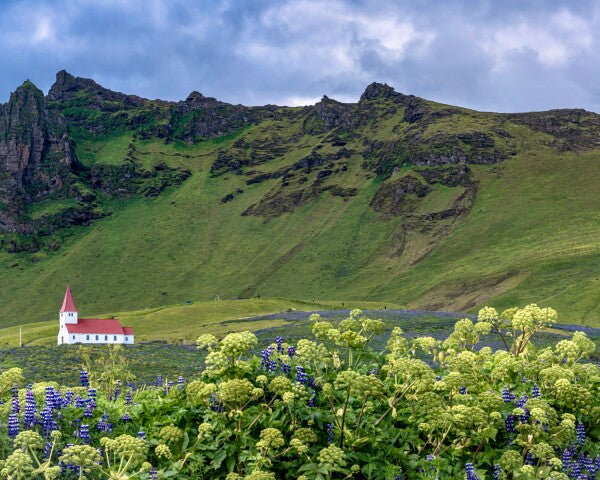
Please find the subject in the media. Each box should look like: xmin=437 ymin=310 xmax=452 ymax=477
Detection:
xmin=1 ymin=305 xmax=599 ymax=479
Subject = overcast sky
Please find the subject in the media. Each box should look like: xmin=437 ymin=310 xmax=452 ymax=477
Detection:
xmin=1 ymin=0 xmax=599 ymax=112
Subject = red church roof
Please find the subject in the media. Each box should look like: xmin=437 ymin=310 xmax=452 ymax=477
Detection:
xmin=60 ymin=287 xmax=78 ymax=313
xmin=65 ymin=318 xmax=134 ymax=336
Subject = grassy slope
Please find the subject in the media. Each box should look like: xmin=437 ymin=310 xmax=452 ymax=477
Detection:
xmin=1 ymin=103 xmax=600 ymax=330
xmin=0 ymin=297 xmax=402 ymax=346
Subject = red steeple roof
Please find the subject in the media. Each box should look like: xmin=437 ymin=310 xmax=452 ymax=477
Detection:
xmin=60 ymin=286 xmax=78 ymax=313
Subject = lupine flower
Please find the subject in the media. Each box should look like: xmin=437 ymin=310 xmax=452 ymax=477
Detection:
xmin=80 ymin=371 xmax=89 ymax=387
xmin=83 ymin=405 xmax=93 ymax=418
xmin=156 ymin=375 xmax=162 ymax=387
xmin=532 ymin=383 xmax=540 ymax=398
xmin=125 ymin=391 xmax=133 ymax=405
xmin=79 ymin=424 xmax=90 ymax=443
xmin=515 ymin=394 xmax=529 ymax=408
xmin=296 ymin=366 xmax=308 ymax=384
xmin=64 ymin=389 xmax=74 ymax=407
xmin=307 ymin=393 xmax=317 ymax=407
xmin=282 ymin=363 xmax=291 ymax=374
xmin=426 ymin=454 xmax=435 ymax=462
xmin=74 ymin=396 xmax=86 ymax=408
xmin=8 ymin=413 xmax=19 ymax=437
xmin=11 ymin=396 xmax=20 ymax=414
xmin=465 ymin=462 xmax=480 ymax=480
xmin=276 ymin=336 xmax=284 ymax=354
xmin=493 ymin=464 xmax=501 ymax=480
xmin=326 ymin=423 xmax=335 ymax=443
xmin=577 ymin=421 xmax=586 ymax=445
xmin=288 ymin=345 xmax=295 ymax=358
xmin=149 ymin=469 xmax=158 ymax=480
xmin=41 ymin=407 xmax=54 ymax=437
xmin=114 ymin=381 xmax=121 ymax=401
xmin=138 ymin=430 xmax=146 ymax=440
xmin=122 ymin=412 xmax=131 ymax=422
xmin=24 ymin=388 xmax=36 ymax=428
xmin=501 ymin=387 xmax=515 ymax=402
xmin=178 ymin=376 xmax=185 ymax=390
xmin=524 ymin=452 xmax=533 ymax=465
xmin=459 ymin=386 xmax=467 ymax=395
xmin=505 ymin=414 xmax=515 ymax=433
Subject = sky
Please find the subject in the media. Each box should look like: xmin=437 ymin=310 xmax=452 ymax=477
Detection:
xmin=1 ymin=0 xmax=599 ymax=112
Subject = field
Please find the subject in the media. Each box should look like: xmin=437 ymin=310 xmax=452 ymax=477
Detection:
xmin=2 ymin=305 xmax=597 ymax=386
xmin=0 ymin=298 xmax=403 ymax=346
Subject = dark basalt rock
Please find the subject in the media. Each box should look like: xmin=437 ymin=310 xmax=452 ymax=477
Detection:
xmin=370 ymin=174 xmax=432 ymax=216
xmin=0 ymin=81 xmax=77 ymax=230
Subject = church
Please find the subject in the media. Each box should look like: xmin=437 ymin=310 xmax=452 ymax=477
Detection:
xmin=57 ymin=287 xmax=135 ymax=345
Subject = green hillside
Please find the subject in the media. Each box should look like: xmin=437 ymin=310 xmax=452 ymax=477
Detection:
xmin=1 ymin=72 xmax=600 ymax=329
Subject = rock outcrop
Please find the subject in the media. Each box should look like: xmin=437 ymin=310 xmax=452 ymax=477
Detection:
xmin=0 ymin=81 xmax=76 ymax=231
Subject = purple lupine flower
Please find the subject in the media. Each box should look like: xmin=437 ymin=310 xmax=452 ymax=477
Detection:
xmin=459 ymin=386 xmax=467 ymax=395
xmin=8 ymin=413 xmax=19 ymax=437
xmin=74 ymin=396 xmax=85 ymax=408
xmin=80 ymin=371 xmax=89 ymax=387
xmin=11 ymin=396 xmax=20 ymax=414
xmin=577 ymin=422 xmax=586 ymax=445
xmin=83 ymin=405 xmax=93 ymax=418
xmin=524 ymin=452 xmax=533 ymax=465
xmin=369 ymin=367 xmax=378 ymax=376
xmin=138 ymin=430 xmax=146 ymax=440
xmin=149 ymin=469 xmax=158 ymax=480
xmin=41 ymin=406 xmax=54 ymax=437
xmin=261 ymin=346 xmax=275 ymax=369
xmin=514 ymin=394 xmax=529 ymax=408
xmin=493 ymin=464 xmax=501 ymax=480
xmin=209 ymin=393 xmax=224 ymax=413
xmin=177 ymin=376 xmax=185 ymax=390
xmin=64 ymin=390 xmax=74 ymax=406
xmin=156 ymin=375 xmax=162 ymax=387
xmin=122 ymin=412 xmax=131 ymax=422
xmin=435 ymin=375 xmax=441 ymax=381
xmin=505 ymin=414 xmax=515 ymax=433
xmin=282 ymin=363 xmax=291 ymax=374
xmin=307 ymin=393 xmax=317 ymax=407
xmin=276 ymin=336 xmax=284 ymax=354
xmin=326 ymin=423 xmax=335 ymax=443
xmin=125 ymin=391 xmax=133 ymax=405
xmin=532 ymin=384 xmax=540 ymax=398
xmin=501 ymin=387 xmax=514 ymax=403
xmin=465 ymin=462 xmax=480 ymax=480
xmin=43 ymin=441 xmax=52 ymax=459
xmin=113 ymin=381 xmax=121 ymax=401
xmin=24 ymin=387 xmax=36 ymax=429
xmin=295 ymin=366 xmax=307 ymax=384
xmin=287 ymin=345 xmax=295 ymax=358
xmin=584 ymin=455 xmax=595 ymax=476
xmin=79 ymin=424 xmax=90 ymax=443
xmin=426 ymin=454 xmax=435 ymax=462
xmin=45 ymin=386 xmax=55 ymax=410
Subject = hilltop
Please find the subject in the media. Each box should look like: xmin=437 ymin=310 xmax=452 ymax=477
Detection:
xmin=1 ymin=70 xmax=600 ymax=327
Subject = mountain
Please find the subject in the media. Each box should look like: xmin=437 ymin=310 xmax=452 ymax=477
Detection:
xmin=1 ymin=70 xmax=600 ymax=327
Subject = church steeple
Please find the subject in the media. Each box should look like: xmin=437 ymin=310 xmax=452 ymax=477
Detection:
xmin=59 ymin=286 xmax=78 ymax=326
xmin=60 ymin=286 xmax=78 ymax=313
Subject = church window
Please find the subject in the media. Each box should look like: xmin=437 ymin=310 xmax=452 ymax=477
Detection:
xmin=114 ymin=335 xmax=117 ymax=341
xmin=86 ymin=335 xmax=89 ymax=340
xmin=105 ymin=335 xmax=108 ymax=341
xmin=95 ymin=335 xmax=99 ymax=340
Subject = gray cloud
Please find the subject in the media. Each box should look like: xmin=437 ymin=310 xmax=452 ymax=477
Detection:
xmin=0 ymin=0 xmax=599 ymax=112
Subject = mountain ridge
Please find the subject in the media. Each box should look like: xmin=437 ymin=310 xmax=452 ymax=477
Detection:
xmin=1 ymin=70 xmax=600 ymax=327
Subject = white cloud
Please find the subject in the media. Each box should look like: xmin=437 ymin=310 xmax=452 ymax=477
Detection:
xmin=483 ymin=9 xmax=592 ymax=69
xmin=237 ymin=0 xmax=435 ymax=79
